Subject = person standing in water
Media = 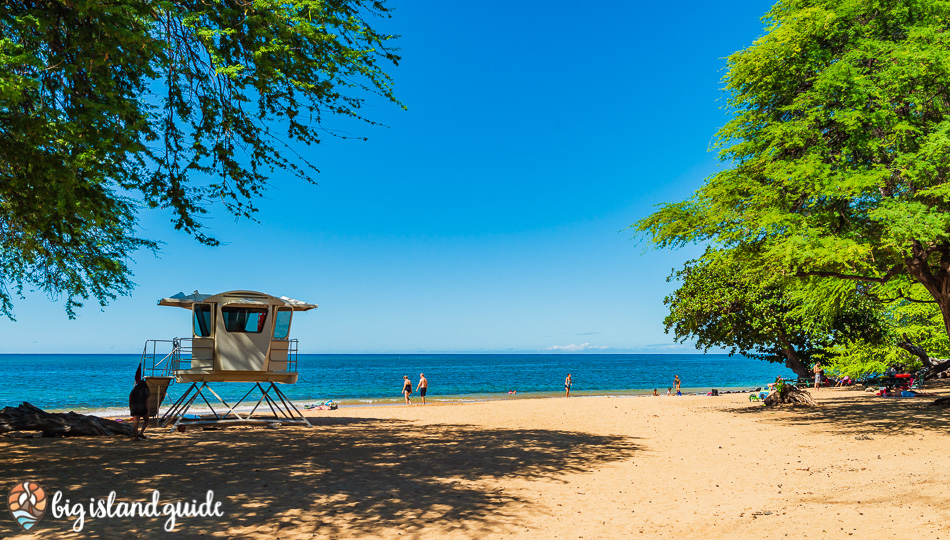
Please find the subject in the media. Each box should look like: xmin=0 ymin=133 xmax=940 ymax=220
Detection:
xmin=416 ymin=373 xmax=428 ymax=405
xmin=402 ymin=375 xmax=413 ymax=405
xmin=565 ymin=373 xmax=573 ymax=398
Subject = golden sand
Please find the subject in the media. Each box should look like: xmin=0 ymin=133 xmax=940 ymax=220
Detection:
xmin=2 ymin=384 xmax=950 ymax=538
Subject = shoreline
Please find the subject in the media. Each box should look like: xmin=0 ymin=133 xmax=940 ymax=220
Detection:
xmin=53 ymin=384 xmax=773 ymax=418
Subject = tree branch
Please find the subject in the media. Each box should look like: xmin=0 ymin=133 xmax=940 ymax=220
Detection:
xmin=870 ymin=289 xmax=939 ymax=304
xmin=897 ymin=333 xmax=933 ymax=368
xmin=797 ymin=264 xmax=903 ymax=283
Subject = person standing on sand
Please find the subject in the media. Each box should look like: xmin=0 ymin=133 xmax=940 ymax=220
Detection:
xmin=813 ymin=364 xmax=822 ymax=390
xmin=129 ymin=365 xmax=150 ymax=440
xmin=416 ymin=373 xmax=428 ymax=405
xmin=402 ymin=375 xmax=413 ymax=405
xmin=565 ymin=374 xmax=572 ymax=398
xmin=674 ymin=375 xmax=681 ymax=394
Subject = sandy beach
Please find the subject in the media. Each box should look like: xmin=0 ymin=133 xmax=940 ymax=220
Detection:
xmin=2 ymin=384 xmax=950 ymax=539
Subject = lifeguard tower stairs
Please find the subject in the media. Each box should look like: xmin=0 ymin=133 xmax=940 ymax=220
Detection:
xmin=140 ymin=291 xmax=316 ymax=429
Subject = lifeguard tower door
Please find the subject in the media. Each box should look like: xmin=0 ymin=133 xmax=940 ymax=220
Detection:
xmin=215 ymin=304 xmax=270 ymax=371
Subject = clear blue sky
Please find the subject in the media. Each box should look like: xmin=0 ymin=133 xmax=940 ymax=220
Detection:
xmin=1 ymin=0 xmax=776 ymax=354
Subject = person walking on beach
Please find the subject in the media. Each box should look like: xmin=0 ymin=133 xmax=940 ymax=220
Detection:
xmin=565 ymin=374 xmax=572 ymax=398
xmin=674 ymin=375 xmax=681 ymax=394
xmin=402 ymin=375 xmax=413 ymax=405
xmin=813 ymin=364 xmax=822 ymax=391
xmin=416 ymin=373 xmax=428 ymax=405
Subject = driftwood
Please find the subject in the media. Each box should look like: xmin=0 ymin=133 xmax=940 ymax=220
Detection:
xmin=930 ymin=397 xmax=950 ymax=408
xmin=764 ymin=384 xmax=819 ymax=407
xmin=895 ymin=334 xmax=950 ymax=380
xmin=0 ymin=402 xmax=136 ymax=438
xmin=921 ymin=359 xmax=950 ymax=380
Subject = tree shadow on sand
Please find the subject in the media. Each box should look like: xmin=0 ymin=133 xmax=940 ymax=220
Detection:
xmin=0 ymin=417 xmax=641 ymax=538
xmin=730 ymin=388 xmax=950 ymax=436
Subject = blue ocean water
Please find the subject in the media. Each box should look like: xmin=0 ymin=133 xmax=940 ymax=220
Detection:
xmin=0 ymin=354 xmax=795 ymax=413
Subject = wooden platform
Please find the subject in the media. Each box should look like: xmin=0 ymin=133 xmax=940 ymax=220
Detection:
xmin=175 ymin=370 xmax=298 ymax=384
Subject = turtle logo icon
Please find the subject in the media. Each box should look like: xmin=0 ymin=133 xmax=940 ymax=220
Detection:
xmin=8 ymin=481 xmax=48 ymax=532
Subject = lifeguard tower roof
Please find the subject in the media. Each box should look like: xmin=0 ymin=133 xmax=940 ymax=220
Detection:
xmin=156 ymin=290 xmax=317 ymax=384
xmin=159 ymin=291 xmax=317 ymax=311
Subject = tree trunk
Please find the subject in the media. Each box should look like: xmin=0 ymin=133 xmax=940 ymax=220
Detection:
xmin=897 ymin=333 xmax=932 ymax=368
xmin=905 ymin=241 xmax=950 ymax=343
xmin=777 ymin=332 xmax=810 ymax=378
xmin=931 ymin=397 xmax=950 ymax=407
xmin=0 ymin=402 xmax=136 ymax=437
xmin=764 ymin=383 xmax=818 ymax=407
xmin=901 ymin=242 xmax=950 ymax=382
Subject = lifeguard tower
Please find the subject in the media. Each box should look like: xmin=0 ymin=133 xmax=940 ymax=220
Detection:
xmin=140 ymin=290 xmax=317 ymax=428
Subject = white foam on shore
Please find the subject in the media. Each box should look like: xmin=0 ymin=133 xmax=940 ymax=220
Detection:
xmin=62 ymin=384 xmax=769 ymax=417
xmin=83 ymin=404 xmax=290 ymax=419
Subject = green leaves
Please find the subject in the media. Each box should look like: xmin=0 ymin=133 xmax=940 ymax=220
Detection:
xmin=636 ymin=0 xmax=950 ymax=374
xmin=0 ymin=0 xmax=401 ymax=318
xmin=637 ymin=0 xmax=950 ymax=294
xmin=662 ymin=251 xmax=886 ymax=377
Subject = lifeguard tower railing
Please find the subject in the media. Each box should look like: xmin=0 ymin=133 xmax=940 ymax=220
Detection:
xmin=140 ymin=338 xmax=188 ymax=378
xmin=139 ymin=338 xmax=301 ymax=379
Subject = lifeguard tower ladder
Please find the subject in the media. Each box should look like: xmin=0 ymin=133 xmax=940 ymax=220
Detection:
xmin=140 ymin=291 xmax=317 ymax=428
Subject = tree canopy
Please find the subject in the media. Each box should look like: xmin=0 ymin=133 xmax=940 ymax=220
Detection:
xmin=663 ymin=252 xmax=887 ymax=377
xmin=636 ymin=0 xmax=950 ymax=342
xmin=0 ymin=0 xmax=401 ymax=318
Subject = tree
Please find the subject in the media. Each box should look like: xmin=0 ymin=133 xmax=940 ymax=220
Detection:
xmin=0 ymin=1 xmax=401 ymax=318
xmin=824 ymin=279 xmax=950 ymax=378
xmin=663 ymin=252 xmax=886 ymax=377
xmin=636 ymin=0 xmax=950 ymax=338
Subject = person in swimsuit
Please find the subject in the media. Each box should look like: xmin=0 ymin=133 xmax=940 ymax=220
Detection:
xmin=674 ymin=375 xmax=681 ymax=394
xmin=813 ymin=363 xmax=822 ymax=390
xmin=402 ymin=375 xmax=412 ymax=405
xmin=565 ymin=373 xmax=572 ymax=398
xmin=416 ymin=373 xmax=428 ymax=405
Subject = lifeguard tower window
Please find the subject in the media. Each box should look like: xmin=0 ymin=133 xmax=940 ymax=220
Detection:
xmin=193 ymin=304 xmax=212 ymax=337
xmin=222 ymin=307 xmax=268 ymax=333
xmin=273 ymin=309 xmax=292 ymax=339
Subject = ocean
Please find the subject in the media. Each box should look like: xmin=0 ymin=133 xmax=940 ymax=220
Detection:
xmin=0 ymin=353 xmax=795 ymax=414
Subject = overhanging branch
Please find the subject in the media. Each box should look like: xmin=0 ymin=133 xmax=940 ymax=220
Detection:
xmin=870 ymin=289 xmax=939 ymax=304
xmin=897 ymin=333 xmax=933 ymax=368
xmin=797 ymin=264 xmax=903 ymax=283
